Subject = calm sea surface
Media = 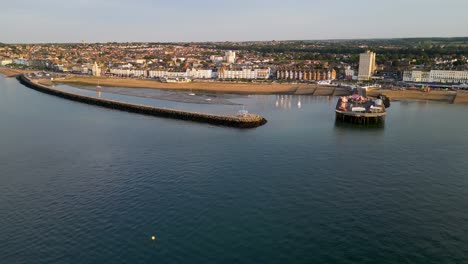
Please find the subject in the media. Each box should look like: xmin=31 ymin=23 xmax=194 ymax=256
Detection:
xmin=1 ymin=75 xmax=468 ymax=263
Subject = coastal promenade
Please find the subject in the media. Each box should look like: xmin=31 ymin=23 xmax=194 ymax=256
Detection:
xmin=18 ymin=74 xmax=267 ymax=128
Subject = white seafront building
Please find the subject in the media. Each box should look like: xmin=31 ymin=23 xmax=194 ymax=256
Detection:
xmin=110 ymin=68 xmax=147 ymax=77
xmin=110 ymin=67 xmax=269 ymax=80
xmin=218 ymin=68 xmax=270 ymax=80
xmin=1 ymin=59 xmax=13 ymax=66
xmin=188 ymin=69 xmax=214 ymax=79
xmin=403 ymin=70 xmax=468 ymax=84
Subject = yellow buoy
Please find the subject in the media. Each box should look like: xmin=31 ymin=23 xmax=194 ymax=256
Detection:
xmin=151 ymin=236 xmax=156 ymax=241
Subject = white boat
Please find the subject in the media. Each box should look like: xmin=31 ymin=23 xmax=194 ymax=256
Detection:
xmin=188 ymin=88 xmax=195 ymax=96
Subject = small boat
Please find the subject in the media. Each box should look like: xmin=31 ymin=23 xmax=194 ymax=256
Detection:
xmin=188 ymin=88 xmax=195 ymax=96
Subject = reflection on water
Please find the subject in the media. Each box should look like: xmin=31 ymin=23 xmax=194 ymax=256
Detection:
xmin=274 ymin=95 xmax=306 ymax=110
xmin=56 ymin=84 xmax=339 ymax=115
xmin=3 ymin=75 xmax=468 ymax=264
xmin=334 ymin=119 xmax=385 ymax=130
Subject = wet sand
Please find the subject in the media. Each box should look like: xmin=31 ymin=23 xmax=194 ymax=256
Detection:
xmin=0 ymin=68 xmax=35 ymax=77
xmin=56 ymin=76 xmax=323 ymax=94
xmin=367 ymin=89 xmax=468 ymax=104
xmin=69 ymin=84 xmax=243 ymax=105
xmin=453 ymin=91 xmax=468 ymax=104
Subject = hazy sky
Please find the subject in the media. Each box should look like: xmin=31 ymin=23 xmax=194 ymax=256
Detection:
xmin=1 ymin=0 xmax=467 ymax=43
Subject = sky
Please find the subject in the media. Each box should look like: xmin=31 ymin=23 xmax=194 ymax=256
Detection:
xmin=1 ymin=0 xmax=467 ymax=43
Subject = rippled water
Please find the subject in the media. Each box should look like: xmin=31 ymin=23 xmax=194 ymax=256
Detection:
xmin=1 ymin=75 xmax=468 ymax=263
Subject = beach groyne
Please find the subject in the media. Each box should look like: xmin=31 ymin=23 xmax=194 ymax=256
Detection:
xmin=18 ymin=75 xmax=267 ymax=128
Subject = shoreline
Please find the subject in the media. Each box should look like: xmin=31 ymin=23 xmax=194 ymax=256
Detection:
xmin=4 ymin=69 xmax=467 ymax=104
xmin=0 ymin=67 xmax=35 ymax=77
xmin=58 ymin=76 xmax=468 ymax=104
xmin=18 ymin=74 xmax=267 ymax=128
xmin=55 ymin=76 xmax=353 ymax=97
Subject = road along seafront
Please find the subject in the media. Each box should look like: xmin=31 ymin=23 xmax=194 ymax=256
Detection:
xmin=18 ymin=74 xmax=267 ymax=129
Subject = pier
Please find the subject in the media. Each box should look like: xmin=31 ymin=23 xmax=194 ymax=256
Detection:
xmin=335 ymin=94 xmax=387 ymax=124
xmin=18 ymin=75 xmax=267 ymax=128
xmin=335 ymin=110 xmax=385 ymax=124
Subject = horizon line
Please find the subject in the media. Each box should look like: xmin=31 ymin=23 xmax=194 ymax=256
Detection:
xmin=2 ymin=36 xmax=468 ymax=45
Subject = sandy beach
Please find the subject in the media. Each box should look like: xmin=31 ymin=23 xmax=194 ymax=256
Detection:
xmin=55 ymin=76 xmax=322 ymax=94
xmin=367 ymin=89 xmax=456 ymax=102
xmin=0 ymin=67 xmax=35 ymax=77
xmin=367 ymin=89 xmax=468 ymax=104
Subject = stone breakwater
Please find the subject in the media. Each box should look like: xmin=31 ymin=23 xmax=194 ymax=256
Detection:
xmin=18 ymin=75 xmax=267 ymax=128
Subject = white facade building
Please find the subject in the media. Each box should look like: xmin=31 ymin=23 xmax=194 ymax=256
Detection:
xmin=210 ymin=56 xmax=224 ymax=63
xmin=403 ymin=70 xmax=468 ymax=84
xmin=225 ymin=51 xmax=236 ymax=64
xmin=358 ymin=51 xmax=376 ymax=81
xmin=218 ymin=68 xmax=270 ymax=79
xmin=110 ymin=68 xmax=131 ymax=77
xmin=188 ymin=69 xmax=213 ymax=79
xmin=167 ymin=71 xmax=188 ymax=78
xmin=13 ymin=58 xmax=30 ymax=66
xmin=131 ymin=69 xmax=147 ymax=77
xmin=345 ymin=69 xmax=355 ymax=79
xmin=1 ymin=59 xmax=12 ymax=66
xmin=402 ymin=71 xmax=430 ymax=83
xmin=148 ymin=70 xmax=167 ymax=78
xmin=92 ymin=62 xmax=101 ymax=76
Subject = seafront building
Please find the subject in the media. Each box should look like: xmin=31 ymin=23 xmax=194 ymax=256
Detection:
xmin=1 ymin=59 xmax=13 ymax=66
xmin=218 ymin=68 xmax=270 ymax=80
xmin=358 ymin=51 xmax=376 ymax=81
xmin=276 ymin=68 xmax=336 ymax=81
xmin=111 ymin=67 xmax=269 ymax=80
xmin=403 ymin=70 xmax=468 ymax=84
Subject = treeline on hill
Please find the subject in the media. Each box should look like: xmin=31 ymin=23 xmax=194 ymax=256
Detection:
xmin=206 ymin=38 xmax=468 ymax=63
xmin=211 ymin=43 xmax=467 ymax=56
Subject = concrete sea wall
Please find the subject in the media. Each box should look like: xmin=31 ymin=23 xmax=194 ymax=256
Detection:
xmin=18 ymin=75 xmax=267 ymax=128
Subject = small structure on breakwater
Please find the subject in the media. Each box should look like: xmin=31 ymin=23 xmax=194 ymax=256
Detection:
xmin=18 ymin=74 xmax=267 ymax=128
xmin=335 ymin=94 xmax=389 ymax=124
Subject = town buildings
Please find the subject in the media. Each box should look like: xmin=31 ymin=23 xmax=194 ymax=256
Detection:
xmin=403 ymin=70 xmax=468 ymax=84
xmin=358 ymin=51 xmax=376 ymax=81
xmin=344 ymin=67 xmax=355 ymax=80
xmin=2 ymin=41 xmax=464 ymax=85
